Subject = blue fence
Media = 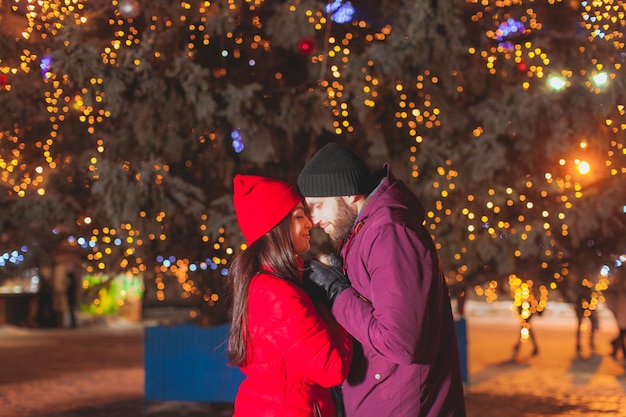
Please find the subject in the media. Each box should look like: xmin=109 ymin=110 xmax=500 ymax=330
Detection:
xmin=144 ymin=323 xmax=244 ymax=403
xmin=145 ymin=320 xmax=469 ymax=404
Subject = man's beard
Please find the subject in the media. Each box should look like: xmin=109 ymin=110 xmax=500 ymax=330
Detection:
xmin=329 ymin=197 xmax=357 ymax=241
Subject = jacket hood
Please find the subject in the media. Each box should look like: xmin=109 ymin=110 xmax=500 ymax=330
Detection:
xmin=358 ymin=164 xmax=426 ymax=224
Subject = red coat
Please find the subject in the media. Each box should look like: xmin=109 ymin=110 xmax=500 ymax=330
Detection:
xmin=234 ymin=271 xmax=353 ymax=417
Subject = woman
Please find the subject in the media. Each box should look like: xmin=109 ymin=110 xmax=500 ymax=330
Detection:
xmin=229 ymin=174 xmax=353 ymax=417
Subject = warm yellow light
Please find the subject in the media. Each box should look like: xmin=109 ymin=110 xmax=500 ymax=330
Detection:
xmin=577 ymin=161 xmax=591 ymax=175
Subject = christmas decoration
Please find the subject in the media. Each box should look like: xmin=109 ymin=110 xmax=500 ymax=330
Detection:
xmin=39 ymin=56 xmax=52 ymax=80
xmin=325 ymin=0 xmax=355 ymax=24
xmin=231 ymin=129 xmax=244 ymax=154
xmin=297 ymin=37 xmax=315 ymax=55
xmin=118 ymin=0 xmax=141 ymax=19
xmin=495 ymin=18 xmax=526 ymax=43
xmin=0 ymin=0 xmax=623 ymax=324
xmin=580 ymin=0 xmax=626 ymax=44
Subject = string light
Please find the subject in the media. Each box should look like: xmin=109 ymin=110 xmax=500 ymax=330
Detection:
xmin=0 ymin=0 xmax=623 ymax=318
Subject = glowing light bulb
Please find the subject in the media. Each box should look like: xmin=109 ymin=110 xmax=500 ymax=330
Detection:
xmin=577 ymin=161 xmax=590 ymax=175
xmin=547 ymin=75 xmax=567 ymax=91
xmin=591 ymin=72 xmax=608 ymax=88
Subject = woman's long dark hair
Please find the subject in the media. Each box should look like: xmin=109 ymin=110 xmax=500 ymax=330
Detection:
xmin=227 ymin=214 xmax=301 ymax=366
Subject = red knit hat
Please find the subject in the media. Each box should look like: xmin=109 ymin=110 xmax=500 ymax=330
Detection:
xmin=233 ymin=174 xmax=302 ymax=245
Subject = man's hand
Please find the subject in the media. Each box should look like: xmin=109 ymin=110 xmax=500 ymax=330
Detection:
xmin=317 ymin=253 xmax=343 ymax=269
xmin=304 ymin=256 xmax=351 ymax=306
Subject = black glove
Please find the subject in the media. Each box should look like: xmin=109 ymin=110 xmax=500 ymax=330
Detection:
xmin=320 ymin=253 xmax=344 ymax=270
xmin=305 ymin=255 xmax=351 ymax=306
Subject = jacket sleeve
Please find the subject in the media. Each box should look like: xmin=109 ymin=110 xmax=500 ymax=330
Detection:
xmin=248 ymin=274 xmax=353 ymax=387
xmin=332 ymin=223 xmax=443 ymax=365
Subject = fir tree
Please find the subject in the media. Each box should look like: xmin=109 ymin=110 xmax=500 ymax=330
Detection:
xmin=0 ymin=0 xmax=624 ymax=321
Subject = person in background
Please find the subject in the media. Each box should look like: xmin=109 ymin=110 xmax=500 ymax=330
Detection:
xmin=605 ymin=276 xmax=626 ymax=360
xmin=511 ymin=304 xmax=540 ymax=359
xmin=228 ymin=174 xmax=353 ymax=417
xmin=66 ymin=271 xmax=78 ymax=328
xmin=36 ymin=273 xmax=55 ymax=328
xmin=298 ymin=143 xmax=466 ymax=417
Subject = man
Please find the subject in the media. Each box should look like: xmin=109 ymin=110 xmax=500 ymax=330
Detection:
xmin=298 ymin=142 xmax=466 ymax=417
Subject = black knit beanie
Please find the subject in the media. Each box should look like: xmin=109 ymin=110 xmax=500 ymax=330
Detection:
xmin=298 ymin=143 xmax=373 ymax=197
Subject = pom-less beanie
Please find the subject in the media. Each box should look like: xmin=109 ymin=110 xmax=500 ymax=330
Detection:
xmin=297 ymin=143 xmax=373 ymax=197
xmin=233 ymin=174 xmax=301 ymax=245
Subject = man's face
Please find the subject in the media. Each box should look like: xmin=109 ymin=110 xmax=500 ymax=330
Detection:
xmin=304 ymin=196 xmax=356 ymax=241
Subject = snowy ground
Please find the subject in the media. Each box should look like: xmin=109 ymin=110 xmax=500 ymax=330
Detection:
xmin=0 ymin=301 xmax=625 ymax=417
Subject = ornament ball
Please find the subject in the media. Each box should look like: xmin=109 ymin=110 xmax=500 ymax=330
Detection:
xmin=119 ymin=0 xmax=141 ymax=19
xmin=297 ymin=37 xmax=315 ymax=55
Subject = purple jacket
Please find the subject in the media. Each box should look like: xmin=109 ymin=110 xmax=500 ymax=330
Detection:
xmin=332 ymin=165 xmax=466 ymax=417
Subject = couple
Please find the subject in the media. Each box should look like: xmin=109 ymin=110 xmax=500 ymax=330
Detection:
xmin=228 ymin=143 xmax=466 ymax=417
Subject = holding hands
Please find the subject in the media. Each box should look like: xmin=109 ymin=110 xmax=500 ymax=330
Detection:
xmin=304 ymin=253 xmax=351 ymax=306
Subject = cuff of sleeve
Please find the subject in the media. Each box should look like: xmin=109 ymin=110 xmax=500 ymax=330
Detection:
xmin=332 ymin=287 xmax=368 ymax=314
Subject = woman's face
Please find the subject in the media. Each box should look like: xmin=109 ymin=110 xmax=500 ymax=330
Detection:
xmin=290 ymin=202 xmax=313 ymax=255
